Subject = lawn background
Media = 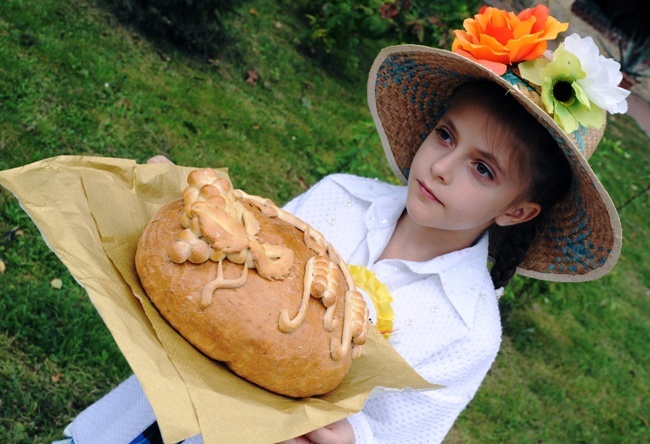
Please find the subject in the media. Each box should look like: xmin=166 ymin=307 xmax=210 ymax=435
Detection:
xmin=0 ymin=0 xmax=648 ymax=442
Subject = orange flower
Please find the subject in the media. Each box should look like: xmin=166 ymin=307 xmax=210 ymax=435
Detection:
xmin=452 ymin=4 xmax=568 ymax=75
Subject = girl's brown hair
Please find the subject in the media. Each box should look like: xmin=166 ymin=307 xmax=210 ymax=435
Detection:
xmin=446 ymin=81 xmax=572 ymax=288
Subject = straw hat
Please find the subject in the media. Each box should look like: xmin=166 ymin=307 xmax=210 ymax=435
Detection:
xmin=367 ymin=41 xmax=624 ymax=282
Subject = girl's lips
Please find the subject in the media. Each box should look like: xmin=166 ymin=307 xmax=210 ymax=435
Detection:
xmin=418 ymin=180 xmax=443 ymax=205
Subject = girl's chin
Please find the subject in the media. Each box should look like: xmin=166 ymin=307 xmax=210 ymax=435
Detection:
xmin=403 ymin=203 xmax=442 ymax=229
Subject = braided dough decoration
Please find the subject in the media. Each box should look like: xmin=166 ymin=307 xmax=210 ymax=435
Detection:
xmin=166 ymin=168 xmax=370 ymax=362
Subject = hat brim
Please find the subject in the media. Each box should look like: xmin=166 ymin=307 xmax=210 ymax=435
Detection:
xmin=367 ymin=45 xmax=622 ymax=282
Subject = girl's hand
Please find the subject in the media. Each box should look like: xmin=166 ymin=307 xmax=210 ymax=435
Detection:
xmin=277 ymin=419 xmax=355 ymax=444
xmin=146 ymin=155 xmax=174 ymax=164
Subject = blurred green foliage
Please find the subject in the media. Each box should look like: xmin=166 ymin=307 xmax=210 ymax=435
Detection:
xmin=293 ymin=0 xmax=481 ymax=71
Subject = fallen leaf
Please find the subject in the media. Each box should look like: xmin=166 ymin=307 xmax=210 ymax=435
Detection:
xmin=0 ymin=259 xmax=6 ymax=273
xmin=245 ymin=70 xmax=258 ymax=85
xmin=296 ymin=175 xmax=309 ymax=190
xmin=252 ymin=123 xmax=260 ymax=130
xmin=51 ymin=372 xmax=62 ymax=383
xmin=115 ymin=98 xmax=131 ymax=109
xmin=249 ymin=8 xmax=257 ymax=15
xmin=50 ymin=278 xmax=63 ymax=289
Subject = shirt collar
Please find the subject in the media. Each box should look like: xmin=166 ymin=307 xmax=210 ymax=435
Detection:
xmin=328 ymin=175 xmax=492 ymax=328
xmin=329 ymin=174 xmax=407 ymax=226
xmin=329 ymin=174 xmax=405 ymax=201
xmin=405 ymin=233 xmax=491 ymax=327
xmin=336 ymin=176 xmax=406 ymax=263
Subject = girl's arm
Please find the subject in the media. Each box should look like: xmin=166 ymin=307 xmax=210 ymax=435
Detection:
xmin=277 ymin=419 xmax=355 ymax=444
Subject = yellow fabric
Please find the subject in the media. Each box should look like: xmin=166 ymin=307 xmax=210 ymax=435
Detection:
xmin=348 ymin=265 xmax=394 ymax=339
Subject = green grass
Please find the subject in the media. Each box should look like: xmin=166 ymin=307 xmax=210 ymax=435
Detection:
xmin=1 ymin=0 xmax=649 ymax=443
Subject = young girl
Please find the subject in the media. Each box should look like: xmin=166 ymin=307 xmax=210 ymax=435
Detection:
xmin=60 ymin=5 xmax=627 ymax=444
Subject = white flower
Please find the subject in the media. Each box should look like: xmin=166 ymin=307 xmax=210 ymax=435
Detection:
xmin=563 ymin=33 xmax=630 ymax=114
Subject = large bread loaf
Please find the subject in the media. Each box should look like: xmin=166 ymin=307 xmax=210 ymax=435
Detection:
xmin=136 ymin=168 xmax=370 ymax=397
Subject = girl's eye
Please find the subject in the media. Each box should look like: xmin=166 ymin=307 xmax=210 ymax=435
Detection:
xmin=435 ymin=127 xmax=452 ymax=143
xmin=474 ymin=162 xmax=495 ymax=180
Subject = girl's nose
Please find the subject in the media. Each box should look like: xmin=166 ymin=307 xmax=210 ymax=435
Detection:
xmin=430 ymin=151 xmax=454 ymax=183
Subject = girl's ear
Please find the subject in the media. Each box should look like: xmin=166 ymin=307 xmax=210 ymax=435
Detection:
xmin=495 ymin=202 xmax=541 ymax=227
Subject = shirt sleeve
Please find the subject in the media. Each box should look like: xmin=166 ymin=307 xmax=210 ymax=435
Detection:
xmin=280 ymin=174 xmax=340 ymax=214
xmin=281 ymin=188 xmax=307 ymax=214
xmin=347 ymin=304 xmax=501 ymax=443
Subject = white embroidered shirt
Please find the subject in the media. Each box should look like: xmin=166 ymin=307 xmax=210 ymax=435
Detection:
xmin=283 ymin=174 xmax=502 ymax=444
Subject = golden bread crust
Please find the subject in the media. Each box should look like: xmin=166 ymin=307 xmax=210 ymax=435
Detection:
xmin=136 ymin=198 xmax=359 ymax=397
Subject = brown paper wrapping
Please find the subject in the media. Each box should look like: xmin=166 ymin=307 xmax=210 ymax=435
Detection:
xmin=0 ymin=155 xmax=438 ymax=443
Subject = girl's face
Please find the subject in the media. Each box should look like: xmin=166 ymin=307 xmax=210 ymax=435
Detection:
xmin=406 ymin=102 xmax=540 ymax=237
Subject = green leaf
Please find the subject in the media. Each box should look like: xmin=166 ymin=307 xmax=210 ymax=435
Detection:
xmin=572 ymin=82 xmax=590 ymax=108
xmin=519 ymin=58 xmax=548 ymax=85
xmin=541 ymin=46 xmax=585 ymax=81
xmin=569 ymin=101 xmax=606 ymax=129
xmin=553 ymin=103 xmax=579 ymax=133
